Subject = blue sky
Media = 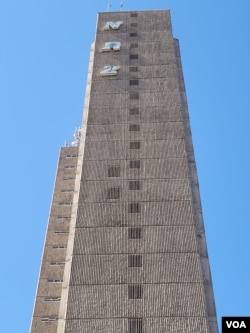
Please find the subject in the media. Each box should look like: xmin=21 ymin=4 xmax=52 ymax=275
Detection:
xmin=0 ymin=1 xmax=250 ymax=332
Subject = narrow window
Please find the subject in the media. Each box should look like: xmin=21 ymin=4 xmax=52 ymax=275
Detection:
xmin=129 ymin=93 xmax=139 ymax=100
xmin=130 ymin=13 xmax=138 ymax=18
xmin=128 ymin=255 xmax=142 ymax=267
xmin=129 ymin=108 xmax=139 ymax=115
xmin=130 ymin=79 xmax=139 ymax=86
xmin=108 ymin=166 xmax=120 ymax=177
xmin=128 ymin=318 xmax=143 ymax=333
xmin=128 ymin=228 xmax=142 ymax=239
xmin=66 ymin=154 xmax=78 ymax=158
xmin=50 ymin=262 xmax=65 ymax=266
xmin=128 ymin=202 xmax=141 ymax=213
xmin=58 ymin=202 xmax=72 ymax=206
xmin=107 ymin=187 xmax=120 ymax=199
xmin=41 ymin=317 xmax=58 ymax=322
xmin=54 ymin=231 xmax=69 ymax=234
xmin=129 ymin=124 xmax=140 ymax=131
xmin=129 ymin=181 xmax=141 ymax=190
xmin=128 ymin=285 xmax=143 ymax=299
xmin=47 ymin=279 xmax=63 ymax=283
xmin=130 ymin=160 xmax=140 ymax=168
xmin=130 ymin=43 xmax=138 ymax=48
xmin=57 ymin=215 xmax=70 ymax=219
xmin=44 ymin=297 xmax=61 ymax=302
xmin=130 ymin=54 xmax=138 ymax=60
xmin=130 ymin=23 xmax=138 ymax=27
xmin=52 ymin=245 xmax=67 ymax=249
xmin=130 ymin=142 xmax=140 ymax=149
xmin=130 ymin=33 xmax=138 ymax=37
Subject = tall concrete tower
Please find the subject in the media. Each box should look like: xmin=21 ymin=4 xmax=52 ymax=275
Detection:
xmin=30 ymin=10 xmax=218 ymax=333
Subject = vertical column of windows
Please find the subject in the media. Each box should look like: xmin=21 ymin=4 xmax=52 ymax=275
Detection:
xmin=128 ymin=14 xmax=144 ymax=332
xmin=42 ymin=150 xmax=78 ymax=325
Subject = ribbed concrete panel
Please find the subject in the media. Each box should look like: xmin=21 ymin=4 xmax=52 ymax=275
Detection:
xmin=65 ymin=317 xmax=209 ymax=333
xmin=87 ymin=106 xmax=183 ymax=125
xmin=84 ymin=139 xmax=186 ymax=160
xmin=82 ymin=158 xmax=188 ymax=180
xmin=73 ymin=226 xmax=198 ymax=255
xmin=70 ymin=253 xmax=202 ymax=285
xmin=66 ymin=283 xmax=206 ymax=319
xmin=76 ymin=200 xmax=193 ymax=227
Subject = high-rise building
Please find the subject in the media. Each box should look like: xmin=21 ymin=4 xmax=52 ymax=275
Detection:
xmin=30 ymin=9 xmax=218 ymax=333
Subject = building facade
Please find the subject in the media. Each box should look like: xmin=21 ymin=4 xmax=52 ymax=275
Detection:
xmin=30 ymin=10 xmax=218 ymax=333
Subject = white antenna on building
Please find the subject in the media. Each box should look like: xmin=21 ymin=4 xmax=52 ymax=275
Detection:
xmin=107 ymin=1 xmax=112 ymax=12
xmin=120 ymin=0 xmax=123 ymax=11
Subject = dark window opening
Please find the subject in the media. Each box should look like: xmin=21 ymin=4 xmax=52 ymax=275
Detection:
xmin=130 ymin=160 xmax=140 ymax=168
xmin=129 ymin=124 xmax=140 ymax=131
xmin=130 ymin=54 xmax=138 ymax=60
xmin=130 ymin=23 xmax=138 ymax=27
xmin=130 ymin=142 xmax=140 ymax=149
xmin=128 ymin=255 xmax=142 ymax=267
xmin=107 ymin=187 xmax=120 ymax=199
xmin=129 ymin=66 xmax=139 ymax=72
xmin=108 ymin=166 xmax=120 ymax=177
xmin=129 ymin=181 xmax=140 ymax=190
xmin=129 ymin=93 xmax=139 ymax=100
xmin=128 ymin=228 xmax=142 ymax=239
xmin=130 ymin=13 xmax=138 ymax=18
xmin=130 ymin=79 xmax=139 ymax=85
xmin=130 ymin=43 xmax=138 ymax=48
xmin=130 ymin=33 xmax=138 ymax=37
xmin=129 ymin=108 xmax=139 ymax=115
xmin=128 ymin=285 xmax=143 ymax=299
xmin=128 ymin=202 xmax=141 ymax=213
xmin=128 ymin=318 xmax=143 ymax=333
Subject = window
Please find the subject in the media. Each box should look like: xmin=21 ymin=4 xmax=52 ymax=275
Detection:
xmin=130 ymin=142 xmax=140 ymax=149
xmin=128 ymin=285 xmax=143 ymax=299
xmin=47 ymin=279 xmax=63 ymax=283
xmin=129 ymin=93 xmax=139 ymax=100
xmin=107 ymin=187 xmax=120 ymax=199
xmin=129 ymin=108 xmax=139 ymax=115
xmin=64 ymin=165 xmax=76 ymax=169
xmin=41 ymin=317 xmax=58 ymax=322
xmin=128 ymin=202 xmax=141 ymax=213
xmin=130 ymin=13 xmax=138 ymax=17
xmin=52 ymin=245 xmax=67 ymax=249
xmin=130 ymin=160 xmax=140 ymax=168
xmin=59 ymin=202 xmax=72 ymax=206
xmin=108 ymin=166 xmax=120 ymax=177
xmin=130 ymin=23 xmax=138 ymax=27
xmin=61 ymin=189 xmax=74 ymax=193
xmin=63 ymin=177 xmax=75 ymax=180
xmin=57 ymin=215 xmax=70 ymax=219
xmin=128 ymin=227 xmax=142 ymax=239
xmin=128 ymin=318 xmax=143 ymax=333
xmin=129 ymin=124 xmax=140 ymax=131
xmin=129 ymin=181 xmax=140 ymax=190
xmin=54 ymin=231 xmax=69 ymax=234
xmin=130 ymin=33 xmax=138 ymax=37
xmin=128 ymin=255 xmax=142 ymax=267
xmin=66 ymin=154 xmax=78 ymax=158
xmin=44 ymin=297 xmax=61 ymax=302
xmin=130 ymin=54 xmax=138 ymax=60
xmin=130 ymin=43 xmax=138 ymax=48
xmin=129 ymin=67 xmax=138 ymax=72
xmin=50 ymin=262 xmax=65 ymax=266
xmin=130 ymin=79 xmax=139 ymax=86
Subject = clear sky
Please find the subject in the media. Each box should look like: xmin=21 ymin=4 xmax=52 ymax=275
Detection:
xmin=0 ymin=1 xmax=250 ymax=332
